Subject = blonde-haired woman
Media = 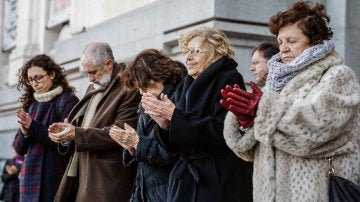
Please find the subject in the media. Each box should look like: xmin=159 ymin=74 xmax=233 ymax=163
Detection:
xmin=141 ymin=27 xmax=253 ymax=202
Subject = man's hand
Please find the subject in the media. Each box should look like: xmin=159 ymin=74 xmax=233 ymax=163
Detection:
xmin=48 ymin=118 xmax=75 ymax=143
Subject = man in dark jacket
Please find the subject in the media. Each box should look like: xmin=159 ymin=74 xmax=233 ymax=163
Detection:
xmin=49 ymin=42 xmax=141 ymax=202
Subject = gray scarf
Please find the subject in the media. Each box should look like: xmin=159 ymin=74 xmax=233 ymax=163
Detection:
xmin=266 ymin=40 xmax=335 ymax=92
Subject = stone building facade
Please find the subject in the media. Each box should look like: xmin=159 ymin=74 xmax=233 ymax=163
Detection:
xmin=0 ymin=0 xmax=359 ymax=166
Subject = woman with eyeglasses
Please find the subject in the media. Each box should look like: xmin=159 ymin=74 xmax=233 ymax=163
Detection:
xmin=141 ymin=27 xmax=253 ymax=202
xmin=222 ymin=1 xmax=360 ymax=201
xmin=13 ymin=54 xmax=79 ymax=201
xmin=250 ymin=42 xmax=279 ymax=87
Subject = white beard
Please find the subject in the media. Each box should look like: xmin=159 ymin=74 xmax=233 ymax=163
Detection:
xmin=92 ymin=73 xmax=111 ymax=90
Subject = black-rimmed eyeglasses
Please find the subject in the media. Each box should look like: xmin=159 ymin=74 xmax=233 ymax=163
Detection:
xmin=26 ymin=74 xmax=48 ymax=85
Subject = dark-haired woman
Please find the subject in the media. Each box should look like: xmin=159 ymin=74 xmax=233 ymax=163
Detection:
xmin=109 ymin=49 xmax=184 ymax=202
xmin=13 ymin=54 xmax=79 ymax=201
xmin=222 ymin=1 xmax=360 ymax=201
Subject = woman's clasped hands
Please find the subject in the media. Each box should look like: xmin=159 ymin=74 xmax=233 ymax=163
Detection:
xmin=109 ymin=123 xmax=139 ymax=155
xmin=16 ymin=108 xmax=32 ymax=135
xmin=141 ymin=92 xmax=175 ymax=130
xmin=220 ymin=81 xmax=263 ymax=129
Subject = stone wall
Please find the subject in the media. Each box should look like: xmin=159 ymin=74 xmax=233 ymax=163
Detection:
xmin=0 ymin=0 xmax=359 ymax=160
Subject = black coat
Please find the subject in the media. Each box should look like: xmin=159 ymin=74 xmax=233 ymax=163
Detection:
xmin=0 ymin=159 xmax=22 ymax=202
xmin=123 ymin=83 xmax=180 ymax=202
xmin=159 ymin=56 xmax=253 ymax=202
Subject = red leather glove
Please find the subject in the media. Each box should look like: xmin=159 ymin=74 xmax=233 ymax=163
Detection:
xmin=226 ymin=82 xmax=263 ymax=117
xmin=220 ymin=84 xmax=242 ymax=111
xmin=220 ymin=84 xmax=257 ymax=128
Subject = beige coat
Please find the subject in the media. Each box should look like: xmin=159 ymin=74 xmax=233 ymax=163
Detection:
xmin=224 ymin=52 xmax=360 ymax=202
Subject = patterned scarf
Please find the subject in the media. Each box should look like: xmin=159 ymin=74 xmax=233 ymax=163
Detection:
xmin=266 ymin=40 xmax=335 ymax=92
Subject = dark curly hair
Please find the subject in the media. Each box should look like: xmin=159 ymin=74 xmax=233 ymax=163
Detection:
xmin=121 ymin=49 xmax=185 ymax=90
xmin=17 ymin=54 xmax=76 ymax=107
xmin=269 ymin=1 xmax=333 ymax=45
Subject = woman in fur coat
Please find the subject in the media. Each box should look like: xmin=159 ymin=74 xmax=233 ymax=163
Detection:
xmin=221 ymin=2 xmax=360 ymax=202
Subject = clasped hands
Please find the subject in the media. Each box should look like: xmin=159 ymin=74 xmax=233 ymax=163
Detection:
xmin=5 ymin=164 xmax=18 ymax=175
xmin=48 ymin=118 xmax=75 ymax=143
xmin=16 ymin=108 xmax=32 ymax=135
xmin=109 ymin=123 xmax=139 ymax=155
xmin=220 ymin=81 xmax=263 ymax=129
xmin=141 ymin=92 xmax=175 ymax=130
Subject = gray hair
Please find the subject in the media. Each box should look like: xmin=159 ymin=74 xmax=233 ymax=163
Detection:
xmin=81 ymin=42 xmax=114 ymax=65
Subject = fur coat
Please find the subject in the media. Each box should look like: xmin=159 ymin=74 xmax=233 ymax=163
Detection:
xmin=224 ymin=51 xmax=360 ymax=202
